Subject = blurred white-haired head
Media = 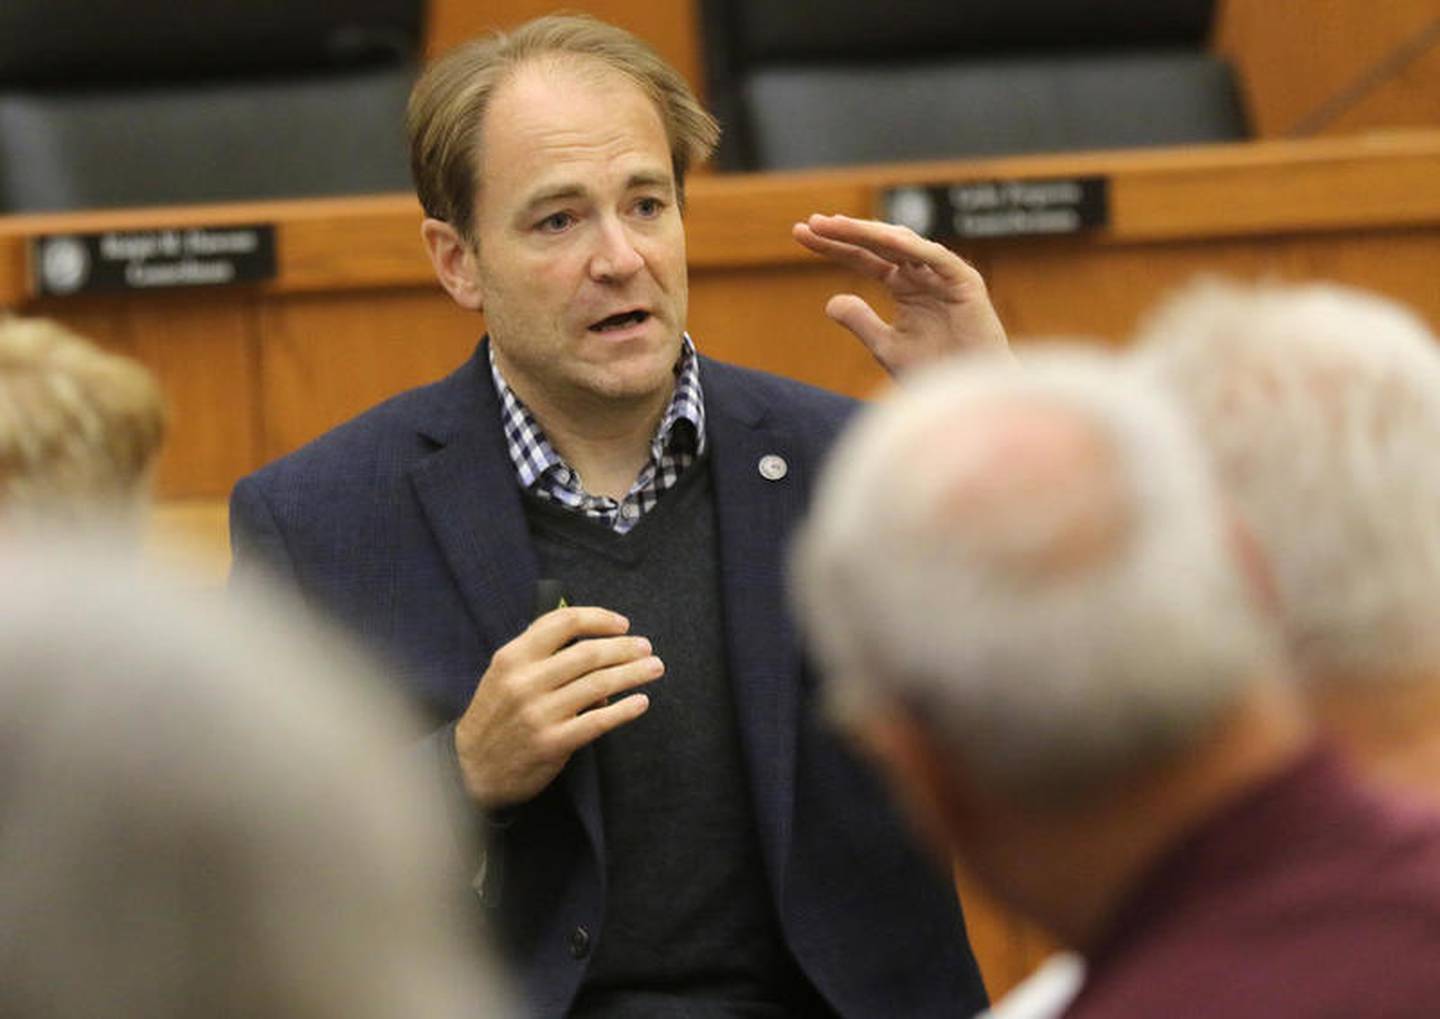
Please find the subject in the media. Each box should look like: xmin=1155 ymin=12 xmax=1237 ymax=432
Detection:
xmin=0 ymin=540 xmax=511 ymax=1018
xmin=1132 ymin=280 xmax=1440 ymax=688
xmin=792 ymin=346 xmax=1283 ymax=808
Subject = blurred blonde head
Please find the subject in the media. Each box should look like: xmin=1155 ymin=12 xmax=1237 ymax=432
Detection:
xmin=0 ymin=316 xmax=165 ymax=528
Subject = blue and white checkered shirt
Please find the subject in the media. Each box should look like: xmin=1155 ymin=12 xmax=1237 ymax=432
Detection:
xmin=490 ymin=337 xmax=707 ymax=534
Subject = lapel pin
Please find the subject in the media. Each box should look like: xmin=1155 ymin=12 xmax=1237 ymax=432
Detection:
xmin=758 ymin=454 xmax=788 ymax=481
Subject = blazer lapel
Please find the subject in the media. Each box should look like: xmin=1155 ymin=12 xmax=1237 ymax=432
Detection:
xmin=408 ymin=341 xmax=604 ymax=863
xmin=409 ymin=346 xmax=537 ymax=677
xmin=705 ymin=361 xmax=806 ymax=902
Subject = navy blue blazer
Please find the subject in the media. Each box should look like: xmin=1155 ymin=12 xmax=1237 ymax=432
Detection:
xmin=230 ymin=342 xmax=986 ymax=1018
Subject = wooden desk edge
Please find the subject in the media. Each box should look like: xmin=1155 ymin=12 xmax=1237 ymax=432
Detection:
xmin=3 ymin=131 xmax=1439 ymax=307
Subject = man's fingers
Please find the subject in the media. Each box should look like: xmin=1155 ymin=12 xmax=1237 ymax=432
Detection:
xmin=553 ymin=692 xmax=652 ymax=753
xmin=523 ymin=605 xmax=630 ymax=655
xmin=804 ymin=214 xmax=968 ymax=283
xmin=551 ymin=653 xmax=665 ymax=717
xmin=825 ymin=294 xmax=891 ymax=355
xmin=793 ymin=221 xmax=895 ymax=281
xmin=533 ymin=634 xmax=654 ymax=692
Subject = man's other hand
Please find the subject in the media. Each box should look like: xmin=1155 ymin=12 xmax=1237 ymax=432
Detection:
xmin=793 ymin=213 xmax=1011 ymax=376
xmin=454 ymin=606 xmax=663 ymax=809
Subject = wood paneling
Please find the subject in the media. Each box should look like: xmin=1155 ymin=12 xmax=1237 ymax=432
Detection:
xmin=424 ymin=0 xmax=704 ymax=95
xmin=940 ymin=238 xmax=1277 ymax=347
xmin=147 ymin=499 xmax=232 ymax=585
xmin=258 ymin=289 xmax=478 ymax=461
xmin=25 ymin=292 xmax=259 ymax=498
xmin=5 ymin=133 xmax=1438 ymax=309
xmin=1326 ymin=40 xmax=1440 ymax=136
xmin=681 ymin=133 xmax=1440 ymax=262
xmin=124 ymin=297 xmax=259 ymax=498
xmin=419 ymin=0 xmax=1440 ymax=146
xmin=1281 ymin=227 xmax=1440 ymax=324
xmin=279 ymin=196 xmax=435 ymax=292
xmin=688 ymin=265 xmax=893 ymax=400
xmin=1218 ymin=0 xmax=1440 ymax=137
xmin=0 ymin=195 xmax=436 ymax=307
xmin=955 ymin=868 xmax=1062 ymax=1000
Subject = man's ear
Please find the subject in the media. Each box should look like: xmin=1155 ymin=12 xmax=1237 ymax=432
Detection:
xmin=855 ymin=709 xmax=972 ymax=861
xmin=420 ymin=218 xmax=484 ymax=311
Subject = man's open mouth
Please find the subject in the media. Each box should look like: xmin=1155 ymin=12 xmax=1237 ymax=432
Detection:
xmin=590 ymin=309 xmax=650 ymax=332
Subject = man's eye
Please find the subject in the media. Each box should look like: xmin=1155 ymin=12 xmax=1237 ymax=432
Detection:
xmin=537 ymin=212 xmax=574 ymax=233
xmin=635 ymin=197 xmax=664 ymax=218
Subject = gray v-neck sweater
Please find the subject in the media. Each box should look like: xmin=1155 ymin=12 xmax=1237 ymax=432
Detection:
xmin=525 ymin=460 xmax=827 ymax=1017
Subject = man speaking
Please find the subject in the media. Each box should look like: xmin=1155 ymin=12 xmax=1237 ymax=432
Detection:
xmin=231 ymin=14 xmax=1005 ymax=1017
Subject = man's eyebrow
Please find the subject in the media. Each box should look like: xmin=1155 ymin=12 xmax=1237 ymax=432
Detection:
xmin=519 ymin=184 xmax=587 ymax=214
xmin=627 ymin=171 xmax=674 ymax=194
xmin=517 ymin=171 xmax=676 ymax=217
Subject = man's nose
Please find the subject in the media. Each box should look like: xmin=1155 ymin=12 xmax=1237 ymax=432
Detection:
xmin=589 ymin=219 xmax=644 ymax=282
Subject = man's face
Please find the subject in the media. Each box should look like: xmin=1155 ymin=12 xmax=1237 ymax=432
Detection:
xmin=467 ymin=59 xmax=689 ymax=417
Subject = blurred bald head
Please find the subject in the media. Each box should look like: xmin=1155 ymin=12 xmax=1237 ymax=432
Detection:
xmin=916 ymin=397 xmax=1124 ymax=583
xmin=793 ymin=348 xmax=1284 ymax=809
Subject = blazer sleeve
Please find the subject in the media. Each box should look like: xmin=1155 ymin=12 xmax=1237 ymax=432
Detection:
xmin=230 ymin=471 xmax=504 ymax=899
xmin=228 ymin=474 xmax=301 ymax=592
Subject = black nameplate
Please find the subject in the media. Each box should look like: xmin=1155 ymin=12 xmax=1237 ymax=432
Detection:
xmin=30 ymin=225 xmax=277 ymax=297
xmin=881 ymin=177 xmax=1109 ymax=240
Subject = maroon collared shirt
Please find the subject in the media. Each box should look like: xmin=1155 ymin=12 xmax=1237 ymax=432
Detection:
xmin=1066 ymin=746 xmax=1440 ymax=1018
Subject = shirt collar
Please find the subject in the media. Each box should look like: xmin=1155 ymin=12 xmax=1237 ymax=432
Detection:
xmin=488 ymin=335 xmax=707 ymax=493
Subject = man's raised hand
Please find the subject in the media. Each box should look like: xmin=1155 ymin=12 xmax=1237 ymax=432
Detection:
xmin=454 ymin=606 xmax=663 ymax=809
xmin=793 ymin=213 xmax=1011 ymax=376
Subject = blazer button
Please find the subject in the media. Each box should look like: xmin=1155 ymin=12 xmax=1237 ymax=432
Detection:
xmin=569 ymin=925 xmax=591 ymax=960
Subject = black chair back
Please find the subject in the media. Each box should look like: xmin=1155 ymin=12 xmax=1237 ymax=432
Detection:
xmin=0 ymin=0 xmax=424 ymax=212
xmin=699 ymin=0 xmax=1246 ymax=170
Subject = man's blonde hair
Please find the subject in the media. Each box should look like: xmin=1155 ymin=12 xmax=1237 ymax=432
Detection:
xmin=408 ymin=13 xmax=720 ymax=241
xmin=0 ymin=316 xmax=166 ymax=520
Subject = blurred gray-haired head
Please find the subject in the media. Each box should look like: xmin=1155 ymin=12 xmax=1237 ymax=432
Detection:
xmin=1133 ymin=280 xmax=1440 ymax=687
xmin=791 ymin=347 xmax=1282 ymax=808
xmin=0 ymin=541 xmax=510 ymax=1018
